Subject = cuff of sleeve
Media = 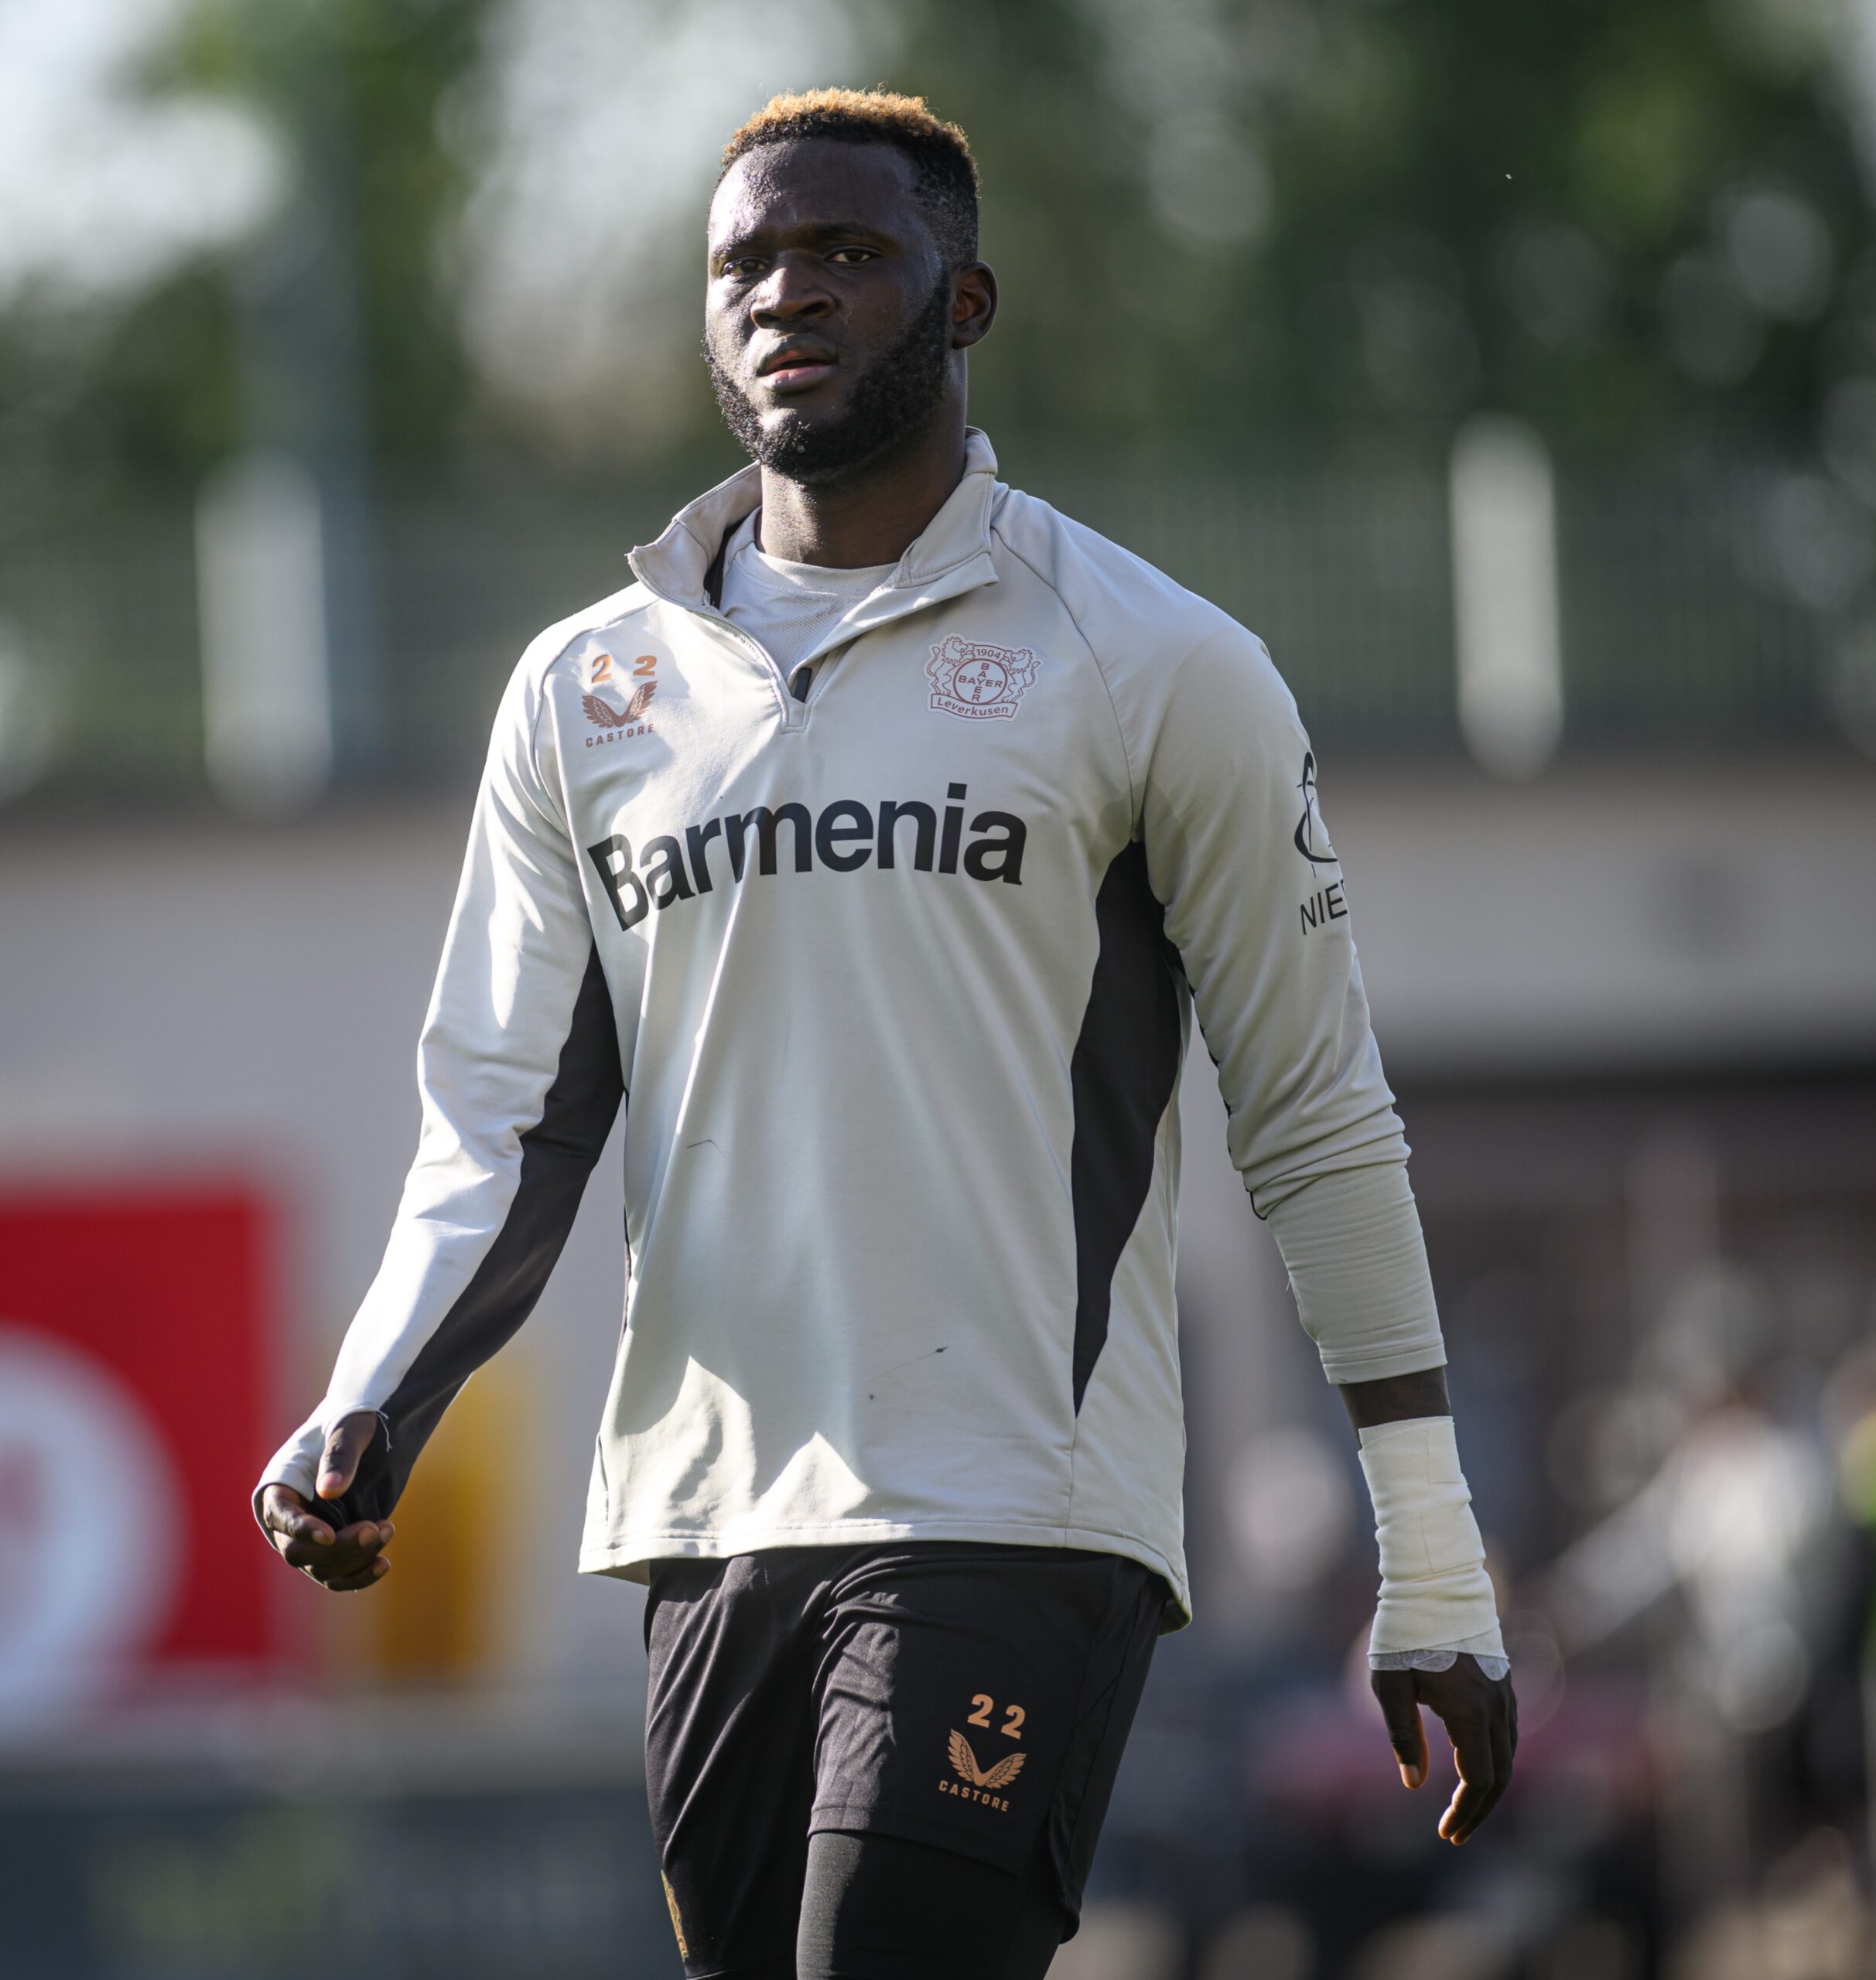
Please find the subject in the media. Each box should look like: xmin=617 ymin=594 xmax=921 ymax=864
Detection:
xmin=1326 ymin=1344 xmax=1449 ymax=1384
xmin=1266 ymin=1162 xmax=1447 ymax=1382
xmin=1372 ymin=1631 xmax=1509 ymax=1681
xmin=252 ymin=1414 xmax=323 ymax=1535
xmin=251 ymin=1403 xmax=381 ymax=1534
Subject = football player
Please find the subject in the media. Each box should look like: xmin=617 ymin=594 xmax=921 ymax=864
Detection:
xmin=259 ymin=89 xmax=1514 ymax=1979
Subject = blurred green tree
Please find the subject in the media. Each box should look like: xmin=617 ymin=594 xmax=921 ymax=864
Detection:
xmin=0 ymin=0 xmax=487 ymax=516
xmin=2 ymin=0 xmax=1872 ymax=503
xmin=935 ymin=0 xmax=1876 ymax=458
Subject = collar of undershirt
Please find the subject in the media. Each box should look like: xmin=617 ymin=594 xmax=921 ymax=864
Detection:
xmin=634 ymin=428 xmax=1003 ymax=619
xmin=724 ymin=514 xmax=895 ymax=599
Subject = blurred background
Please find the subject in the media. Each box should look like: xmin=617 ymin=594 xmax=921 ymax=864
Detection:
xmin=2 ymin=1 xmax=1874 ymax=1975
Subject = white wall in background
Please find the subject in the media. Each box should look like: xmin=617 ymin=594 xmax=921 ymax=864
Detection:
xmin=1329 ymin=761 xmax=1876 ymax=1074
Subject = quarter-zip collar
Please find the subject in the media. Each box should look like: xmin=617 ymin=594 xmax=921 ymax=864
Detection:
xmin=628 ymin=429 xmax=1003 ymax=644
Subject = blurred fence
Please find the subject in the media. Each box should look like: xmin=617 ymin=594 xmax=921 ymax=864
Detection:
xmin=0 ymin=444 xmax=1870 ymax=807
xmin=1020 ymin=447 xmax=1870 ymax=753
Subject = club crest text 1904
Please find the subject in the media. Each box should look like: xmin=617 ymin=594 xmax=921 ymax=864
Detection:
xmin=926 ymin=636 xmax=1041 ymax=721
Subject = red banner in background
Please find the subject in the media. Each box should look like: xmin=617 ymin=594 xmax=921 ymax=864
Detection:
xmin=0 ymin=1183 xmax=280 ymax=1722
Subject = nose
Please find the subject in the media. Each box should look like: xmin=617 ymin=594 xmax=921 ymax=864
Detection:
xmin=750 ymin=251 xmax=835 ymax=327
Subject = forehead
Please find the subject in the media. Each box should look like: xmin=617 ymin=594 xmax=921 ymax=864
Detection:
xmin=708 ymin=138 xmax=924 ymax=246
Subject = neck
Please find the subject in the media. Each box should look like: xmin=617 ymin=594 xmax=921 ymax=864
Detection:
xmin=755 ymin=405 xmax=968 ymax=568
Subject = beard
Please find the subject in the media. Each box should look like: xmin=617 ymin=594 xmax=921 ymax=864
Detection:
xmin=706 ymin=275 xmax=954 ymax=485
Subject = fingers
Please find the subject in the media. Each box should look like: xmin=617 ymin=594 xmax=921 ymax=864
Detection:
xmin=281 ymin=1518 xmax=396 ymax=1589
xmin=316 ymin=1410 xmax=380 ymax=1502
xmin=1456 ymin=1671 xmax=1517 ymax=1845
xmin=322 ymin=1555 xmax=393 ymax=1593
xmin=1370 ymin=1670 xmax=1430 ymax=1790
xmin=260 ymin=1485 xmax=334 ymax=1555
xmin=1433 ymin=1671 xmax=1517 ymax=1845
xmin=333 ymin=1519 xmax=394 ymax=1555
xmin=1437 ymin=1707 xmax=1497 ymax=1845
xmin=275 ymin=1525 xmax=387 ymax=1570
xmin=1484 ymin=1713 xmax=1515 ymax=1830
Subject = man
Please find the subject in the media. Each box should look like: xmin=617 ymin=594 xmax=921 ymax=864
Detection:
xmin=258 ymin=88 xmax=1514 ymax=1978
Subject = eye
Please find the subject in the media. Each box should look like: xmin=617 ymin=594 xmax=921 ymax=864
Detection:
xmin=719 ymin=255 xmax=765 ymax=279
xmin=827 ymin=247 xmax=879 ymax=266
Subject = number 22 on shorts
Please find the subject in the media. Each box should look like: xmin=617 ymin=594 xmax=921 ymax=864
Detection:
xmin=965 ymin=1692 xmax=1026 ymax=1739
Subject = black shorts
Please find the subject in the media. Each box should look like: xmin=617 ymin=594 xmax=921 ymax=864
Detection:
xmin=643 ymin=1541 xmax=1166 ymax=1976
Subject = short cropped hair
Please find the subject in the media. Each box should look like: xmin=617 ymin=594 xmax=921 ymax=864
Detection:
xmin=720 ymin=87 xmax=980 ymax=270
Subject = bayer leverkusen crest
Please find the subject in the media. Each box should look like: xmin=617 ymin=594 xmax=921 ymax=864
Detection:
xmin=925 ymin=636 xmax=1041 ymax=721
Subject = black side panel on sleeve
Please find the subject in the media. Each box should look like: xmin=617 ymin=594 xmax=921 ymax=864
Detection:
xmin=335 ymin=944 xmax=626 ymax=1524
xmin=1068 ymin=841 xmax=1184 ymax=1413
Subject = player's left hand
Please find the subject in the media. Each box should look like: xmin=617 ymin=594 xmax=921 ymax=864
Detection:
xmin=1372 ymin=1654 xmax=1516 ymax=1845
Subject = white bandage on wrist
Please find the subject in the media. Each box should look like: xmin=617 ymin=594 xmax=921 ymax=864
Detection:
xmin=1358 ymin=1415 xmax=1507 ymax=1677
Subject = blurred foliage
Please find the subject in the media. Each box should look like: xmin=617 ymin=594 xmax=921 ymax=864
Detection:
xmin=0 ymin=0 xmax=487 ymax=519
xmin=2 ymin=0 xmax=1873 ymax=509
xmin=172 ymin=0 xmax=487 ymax=466
xmin=933 ymin=0 xmax=1876 ymax=456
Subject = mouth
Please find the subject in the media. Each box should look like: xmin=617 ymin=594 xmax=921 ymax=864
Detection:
xmin=756 ymin=341 xmax=839 ymax=394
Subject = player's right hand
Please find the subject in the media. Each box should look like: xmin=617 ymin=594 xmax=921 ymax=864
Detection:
xmin=258 ymin=1409 xmax=394 ymax=1592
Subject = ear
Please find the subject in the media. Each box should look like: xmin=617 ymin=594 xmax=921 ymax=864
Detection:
xmin=951 ymin=262 xmax=998 ymax=349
